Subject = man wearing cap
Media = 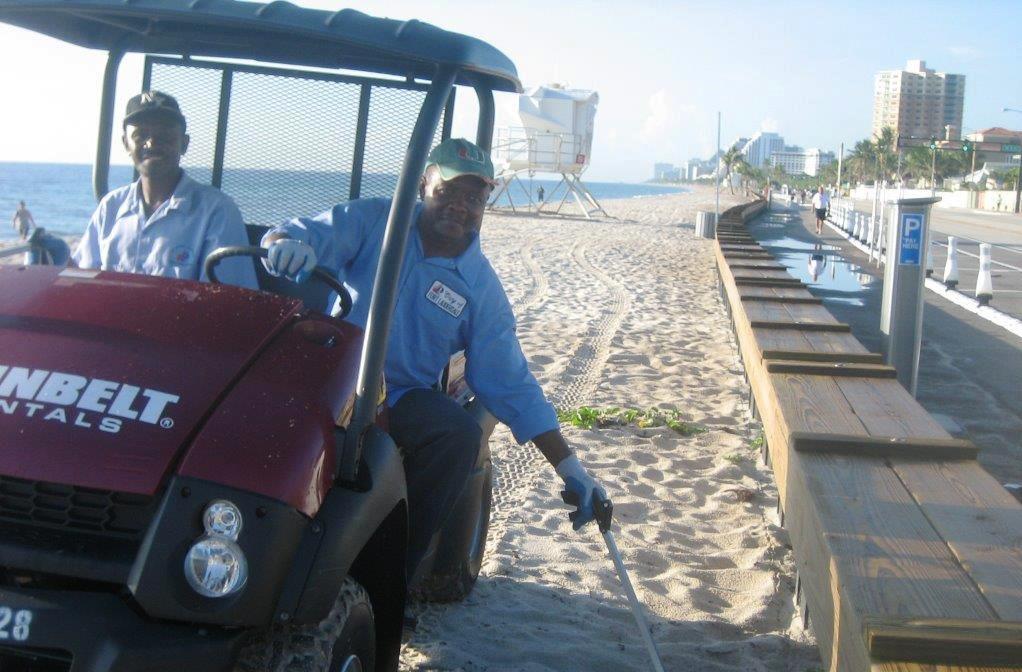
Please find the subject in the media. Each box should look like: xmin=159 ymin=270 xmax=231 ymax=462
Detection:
xmin=262 ymin=137 xmax=606 ymax=576
xmin=73 ymin=91 xmax=257 ymax=289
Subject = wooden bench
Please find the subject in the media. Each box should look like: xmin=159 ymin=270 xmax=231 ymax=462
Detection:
xmin=712 ymin=201 xmax=1022 ymax=672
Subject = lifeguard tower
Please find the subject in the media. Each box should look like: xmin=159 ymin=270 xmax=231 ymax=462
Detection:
xmin=489 ymin=85 xmax=608 ymax=218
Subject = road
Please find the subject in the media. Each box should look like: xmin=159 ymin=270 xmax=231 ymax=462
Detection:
xmin=847 ymin=198 xmax=1022 ymax=321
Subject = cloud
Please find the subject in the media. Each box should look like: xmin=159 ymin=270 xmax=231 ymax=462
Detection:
xmin=760 ymin=118 xmax=779 ymax=133
xmin=949 ymin=45 xmax=982 ymax=60
xmin=640 ymin=89 xmax=697 ymax=142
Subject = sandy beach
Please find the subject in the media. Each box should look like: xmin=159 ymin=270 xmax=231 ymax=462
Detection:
xmin=400 ymin=185 xmax=820 ymax=671
xmin=0 ymin=185 xmax=820 ymax=671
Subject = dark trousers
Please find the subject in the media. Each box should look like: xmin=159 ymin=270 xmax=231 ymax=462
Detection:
xmin=388 ymin=389 xmax=482 ymax=579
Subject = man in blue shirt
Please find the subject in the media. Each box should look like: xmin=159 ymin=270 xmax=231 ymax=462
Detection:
xmin=262 ymin=138 xmax=606 ymax=575
xmin=73 ymin=91 xmax=257 ymax=289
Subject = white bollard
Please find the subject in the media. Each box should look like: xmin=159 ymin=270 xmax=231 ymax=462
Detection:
xmin=943 ymin=236 xmax=959 ymax=289
xmin=853 ymin=213 xmax=861 ymax=240
xmin=975 ymin=243 xmax=993 ymax=305
xmin=926 ymin=240 xmax=934 ymax=277
xmin=867 ymin=214 xmax=876 ymax=255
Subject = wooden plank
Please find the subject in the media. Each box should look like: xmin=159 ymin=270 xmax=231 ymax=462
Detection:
xmin=733 ymin=269 xmax=795 ymax=280
xmin=788 ymin=452 xmax=1000 ymax=671
xmin=866 ymin=617 xmax=1022 ymax=667
xmin=804 ymin=330 xmax=873 ymax=354
xmin=890 ymin=461 xmax=1022 ymax=623
xmin=782 ymin=302 xmax=844 ymax=324
xmin=771 ymin=374 xmax=868 ymax=437
xmin=723 ymin=252 xmax=775 ymax=259
xmin=765 ymin=360 xmax=898 ymax=378
xmin=750 ymin=320 xmax=850 ymax=332
xmin=836 ymin=378 xmax=948 ymax=439
xmin=762 ymin=350 xmax=884 ymax=365
xmin=736 ymin=278 xmax=807 ymax=288
xmin=727 ymin=262 xmax=789 ymax=270
xmin=744 ymin=302 xmax=791 ymax=323
xmin=742 ymin=294 xmax=824 ymax=304
xmin=790 ymin=432 xmax=979 ymax=460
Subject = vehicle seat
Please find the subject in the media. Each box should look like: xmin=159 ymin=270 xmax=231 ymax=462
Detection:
xmin=246 ymin=224 xmax=335 ymax=314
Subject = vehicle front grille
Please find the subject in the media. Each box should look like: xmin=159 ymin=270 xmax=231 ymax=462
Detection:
xmin=0 ymin=645 xmax=73 ymax=672
xmin=0 ymin=475 xmax=155 ymax=541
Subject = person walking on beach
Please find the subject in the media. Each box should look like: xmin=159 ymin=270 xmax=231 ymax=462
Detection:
xmin=260 ymin=138 xmax=608 ymax=579
xmin=11 ymin=201 xmax=36 ymax=240
xmin=812 ymin=185 xmax=830 ymax=235
xmin=73 ymin=91 xmax=256 ymax=289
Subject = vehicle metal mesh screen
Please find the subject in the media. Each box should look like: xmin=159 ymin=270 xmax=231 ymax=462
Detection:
xmin=144 ymin=62 xmax=222 ymax=186
xmin=146 ymin=58 xmax=453 ymax=226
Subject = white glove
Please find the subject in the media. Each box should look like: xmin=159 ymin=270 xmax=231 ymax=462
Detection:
xmin=264 ymin=239 xmax=317 ymax=282
xmin=556 ymin=454 xmax=607 ymax=531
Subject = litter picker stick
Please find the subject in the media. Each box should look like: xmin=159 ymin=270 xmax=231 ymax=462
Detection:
xmin=594 ymin=496 xmax=666 ymax=672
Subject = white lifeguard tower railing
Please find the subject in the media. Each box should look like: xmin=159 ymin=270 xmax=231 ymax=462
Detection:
xmin=489 ymin=85 xmax=609 ymax=219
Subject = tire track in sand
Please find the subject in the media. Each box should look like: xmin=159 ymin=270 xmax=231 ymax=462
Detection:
xmin=486 ymin=238 xmax=630 ymax=558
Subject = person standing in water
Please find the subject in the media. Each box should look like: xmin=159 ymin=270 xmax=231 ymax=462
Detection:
xmin=11 ymin=201 xmax=36 ymax=239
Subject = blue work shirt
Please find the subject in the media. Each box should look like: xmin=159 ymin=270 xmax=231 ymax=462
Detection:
xmin=73 ymin=172 xmax=258 ymax=289
xmin=269 ymin=197 xmax=559 ymax=444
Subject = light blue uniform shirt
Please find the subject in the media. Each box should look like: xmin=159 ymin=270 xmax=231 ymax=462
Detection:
xmin=270 ymin=197 xmax=559 ymax=444
xmin=73 ymin=173 xmax=258 ymax=289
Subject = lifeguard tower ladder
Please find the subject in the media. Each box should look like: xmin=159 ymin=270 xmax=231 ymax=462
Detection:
xmin=489 ymin=85 xmax=608 ymax=219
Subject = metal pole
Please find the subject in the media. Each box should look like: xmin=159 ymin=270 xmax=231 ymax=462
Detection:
xmin=714 ymin=111 xmax=721 ymax=225
xmin=93 ymin=48 xmax=124 ymax=201
xmin=339 ymin=66 xmax=457 ymax=482
xmin=930 ymin=147 xmax=937 ymax=196
xmin=836 ymin=141 xmax=844 ymax=194
xmin=1015 ymin=151 xmax=1021 ymax=214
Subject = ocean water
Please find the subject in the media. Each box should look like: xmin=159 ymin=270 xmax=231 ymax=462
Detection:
xmin=0 ymin=162 xmax=686 ymax=242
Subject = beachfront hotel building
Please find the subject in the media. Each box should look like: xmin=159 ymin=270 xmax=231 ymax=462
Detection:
xmin=740 ymin=131 xmax=785 ymax=168
xmin=769 ymin=147 xmax=835 ymax=177
xmin=872 ymin=59 xmax=965 ymax=141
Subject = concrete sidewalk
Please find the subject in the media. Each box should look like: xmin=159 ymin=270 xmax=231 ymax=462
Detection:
xmin=746 ymin=203 xmax=1022 ymax=485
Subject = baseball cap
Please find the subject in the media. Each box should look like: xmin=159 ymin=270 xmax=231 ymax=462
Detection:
xmin=123 ymin=91 xmax=187 ymax=130
xmin=426 ymin=138 xmax=496 ymax=185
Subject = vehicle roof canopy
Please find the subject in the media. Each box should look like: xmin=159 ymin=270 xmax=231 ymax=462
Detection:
xmin=0 ymin=0 xmax=521 ymax=92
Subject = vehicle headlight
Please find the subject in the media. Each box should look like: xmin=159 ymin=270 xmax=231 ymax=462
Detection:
xmin=184 ymin=536 xmax=248 ymax=598
xmin=203 ymin=500 xmax=243 ymax=540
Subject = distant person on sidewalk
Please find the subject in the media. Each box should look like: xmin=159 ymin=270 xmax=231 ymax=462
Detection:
xmin=11 ymin=201 xmax=36 ymax=240
xmin=812 ymin=186 xmax=830 ymax=235
xmin=73 ymin=91 xmax=257 ymax=289
xmin=537 ymin=185 xmax=545 ymax=203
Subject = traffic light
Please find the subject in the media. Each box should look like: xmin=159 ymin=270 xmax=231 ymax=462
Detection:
xmin=929 ymin=136 xmax=938 ymax=150
xmin=962 ymin=141 xmax=972 ymax=153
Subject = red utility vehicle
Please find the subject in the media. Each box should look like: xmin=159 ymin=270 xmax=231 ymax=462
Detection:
xmin=0 ymin=1 xmax=520 ymax=670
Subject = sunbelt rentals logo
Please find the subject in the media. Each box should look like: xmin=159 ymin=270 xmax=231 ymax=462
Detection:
xmin=0 ymin=365 xmax=180 ymax=435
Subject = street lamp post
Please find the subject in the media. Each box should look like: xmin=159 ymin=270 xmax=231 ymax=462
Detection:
xmin=1003 ymin=108 xmax=1022 ymax=214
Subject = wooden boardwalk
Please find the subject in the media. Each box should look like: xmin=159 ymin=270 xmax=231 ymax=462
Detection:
xmin=714 ymin=200 xmax=1022 ymax=672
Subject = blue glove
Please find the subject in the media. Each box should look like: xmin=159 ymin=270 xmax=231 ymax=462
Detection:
xmin=264 ymin=239 xmax=317 ymax=283
xmin=556 ymin=455 xmax=607 ymax=531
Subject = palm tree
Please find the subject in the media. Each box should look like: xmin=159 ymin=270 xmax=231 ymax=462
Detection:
xmin=874 ymin=127 xmax=897 ymax=182
xmin=720 ymin=146 xmax=744 ymax=195
xmin=847 ymin=139 xmax=877 ymax=184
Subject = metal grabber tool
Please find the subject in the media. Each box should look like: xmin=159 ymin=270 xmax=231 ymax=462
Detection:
xmin=562 ymin=488 xmax=667 ymax=672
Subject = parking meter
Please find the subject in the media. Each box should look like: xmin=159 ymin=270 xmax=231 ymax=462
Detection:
xmin=880 ymin=196 xmax=940 ymax=396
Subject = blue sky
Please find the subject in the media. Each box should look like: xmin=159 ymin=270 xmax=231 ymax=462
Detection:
xmin=1 ymin=0 xmax=1020 ymax=182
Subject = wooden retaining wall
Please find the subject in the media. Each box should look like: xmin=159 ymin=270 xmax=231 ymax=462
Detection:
xmin=714 ymin=200 xmax=1022 ymax=672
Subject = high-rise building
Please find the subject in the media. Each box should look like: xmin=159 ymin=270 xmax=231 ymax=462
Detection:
xmin=740 ymin=132 xmax=785 ymax=167
xmin=872 ymin=59 xmax=965 ymax=141
xmin=769 ymin=148 xmax=835 ymax=177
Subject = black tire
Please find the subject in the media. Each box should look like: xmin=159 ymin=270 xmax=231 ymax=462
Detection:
xmin=412 ymin=458 xmax=492 ymax=602
xmin=235 ymin=577 xmax=375 ymax=672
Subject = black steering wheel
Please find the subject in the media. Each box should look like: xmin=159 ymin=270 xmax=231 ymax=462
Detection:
xmin=204 ymin=246 xmax=353 ymax=319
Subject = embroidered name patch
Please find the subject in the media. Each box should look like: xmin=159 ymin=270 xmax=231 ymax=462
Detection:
xmin=425 ymin=280 xmax=467 ymax=317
